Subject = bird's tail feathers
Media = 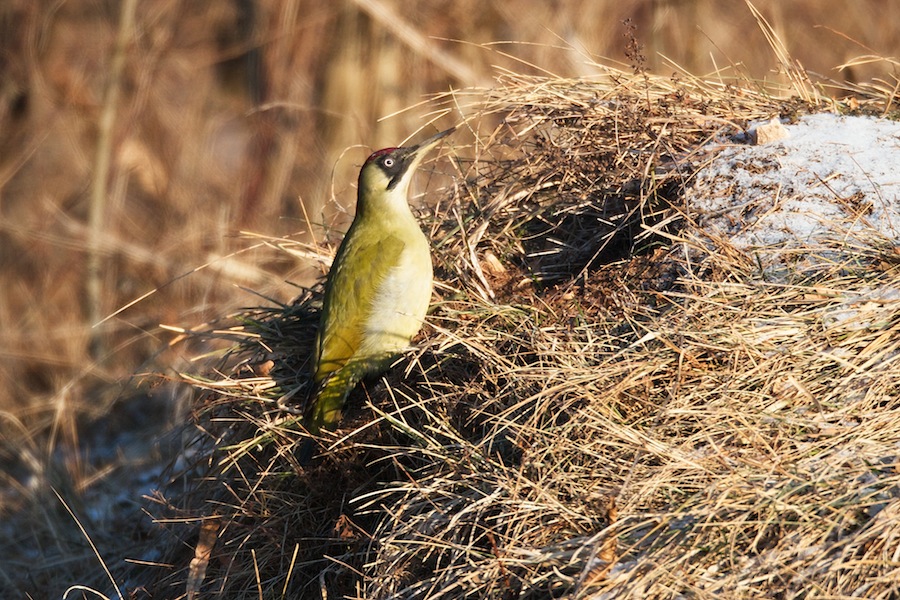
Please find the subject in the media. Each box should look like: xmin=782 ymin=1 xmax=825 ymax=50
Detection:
xmin=307 ymin=367 xmax=360 ymax=434
xmin=306 ymin=352 xmax=399 ymax=434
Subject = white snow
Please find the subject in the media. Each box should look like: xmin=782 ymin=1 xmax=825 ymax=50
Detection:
xmin=687 ymin=113 xmax=900 ymax=275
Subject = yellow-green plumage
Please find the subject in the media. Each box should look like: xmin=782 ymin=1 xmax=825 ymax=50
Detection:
xmin=307 ymin=128 xmax=453 ymax=434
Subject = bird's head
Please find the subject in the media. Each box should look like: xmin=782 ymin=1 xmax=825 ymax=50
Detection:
xmin=356 ymin=127 xmax=454 ymax=214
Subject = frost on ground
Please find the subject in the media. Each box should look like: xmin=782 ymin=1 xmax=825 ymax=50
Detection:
xmin=688 ymin=113 xmax=900 ymax=278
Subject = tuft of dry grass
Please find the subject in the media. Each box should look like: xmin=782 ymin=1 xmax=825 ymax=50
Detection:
xmin=130 ymin=59 xmax=900 ymax=599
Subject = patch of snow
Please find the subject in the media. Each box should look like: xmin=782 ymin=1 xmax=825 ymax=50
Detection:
xmin=822 ymin=285 xmax=900 ymax=331
xmin=688 ymin=113 xmax=900 ymax=274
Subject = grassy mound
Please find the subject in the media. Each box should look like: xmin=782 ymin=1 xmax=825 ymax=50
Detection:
xmin=148 ymin=65 xmax=900 ymax=599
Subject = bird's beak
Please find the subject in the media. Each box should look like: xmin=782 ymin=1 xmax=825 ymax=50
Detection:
xmin=402 ymin=127 xmax=455 ymax=168
xmin=407 ymin=127 xmax=456 ymax=154
xmin=388 ymin=127 xmax=455 ymax=190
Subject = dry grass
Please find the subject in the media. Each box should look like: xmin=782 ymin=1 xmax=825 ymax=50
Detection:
xmin=121 ymin=58 xmax=900 ymax=599
xmin=3 ymin=1 xmax=900 ymax=598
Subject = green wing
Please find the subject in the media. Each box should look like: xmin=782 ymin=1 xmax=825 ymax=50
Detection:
xmin=308 ymin=229 xmax=405 ymax=432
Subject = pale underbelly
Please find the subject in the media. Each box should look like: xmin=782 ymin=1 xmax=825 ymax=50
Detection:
xmin=359 ymin=258 xmax=432 ymax=357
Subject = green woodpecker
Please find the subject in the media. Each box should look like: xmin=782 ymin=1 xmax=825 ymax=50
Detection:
xmin=307 ymin=127 xmax=454 ymax=434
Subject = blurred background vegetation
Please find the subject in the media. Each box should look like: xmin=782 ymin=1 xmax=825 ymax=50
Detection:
xmin=0 ymin=0 xmax=898 ymax=481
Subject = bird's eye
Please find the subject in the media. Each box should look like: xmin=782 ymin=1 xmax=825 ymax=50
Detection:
xmin=382 ymin=157 xmax=395 ymax=168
